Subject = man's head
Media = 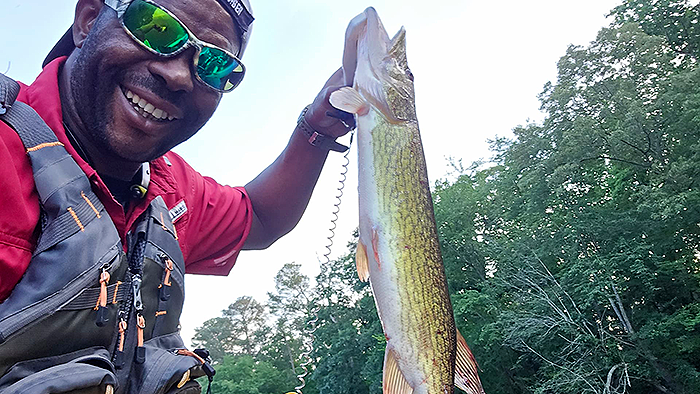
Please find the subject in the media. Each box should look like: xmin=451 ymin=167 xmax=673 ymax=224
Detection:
xmin=56 ymin=0 xmax=253 ymax=174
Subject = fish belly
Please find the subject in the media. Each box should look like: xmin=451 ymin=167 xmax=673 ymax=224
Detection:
xmin=357 ymin=109 xmax=456 ymax=394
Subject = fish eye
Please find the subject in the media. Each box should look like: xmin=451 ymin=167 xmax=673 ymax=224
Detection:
xmin=406 ymin=69 xmax=414 ymax=82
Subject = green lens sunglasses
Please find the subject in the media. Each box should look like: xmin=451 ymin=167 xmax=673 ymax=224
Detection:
xmin=105 ymin=0 xmax=246 ymax=93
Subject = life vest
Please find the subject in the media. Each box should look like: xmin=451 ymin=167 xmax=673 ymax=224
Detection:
xmin=0 ymin=73 xmax=213 ymax=394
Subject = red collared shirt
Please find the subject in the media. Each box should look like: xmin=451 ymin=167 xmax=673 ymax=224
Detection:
xmin=0 ymin=58 xmax=253 ymax=301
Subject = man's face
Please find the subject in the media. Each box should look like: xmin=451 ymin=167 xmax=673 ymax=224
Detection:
xmin=69 ymin=0 xmax=241 ymax=164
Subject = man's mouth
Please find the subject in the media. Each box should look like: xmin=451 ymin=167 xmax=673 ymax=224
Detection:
xmin=122 ymin=88 xmax=178 ymax=122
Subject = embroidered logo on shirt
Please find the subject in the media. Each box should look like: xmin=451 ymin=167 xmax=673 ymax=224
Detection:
xmin=169 ymin=200 xmax=188 ymax=223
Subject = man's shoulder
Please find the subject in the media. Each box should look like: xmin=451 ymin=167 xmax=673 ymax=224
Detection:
xmin=0 ymin=109 xmax=41 ymax=263
xmin=0 ymin=118 xmax=32 ymax=171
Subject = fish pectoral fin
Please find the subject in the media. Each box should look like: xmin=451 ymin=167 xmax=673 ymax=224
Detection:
xmin=330 ymin=87 xmax=369 ymax=116
xmin=383 ymin=347 xmax=413 ymax=394
xmin=454 ymin=329 xmax=485 ymax=394
xmin=356 ymin=239 xmax=370 ymax=282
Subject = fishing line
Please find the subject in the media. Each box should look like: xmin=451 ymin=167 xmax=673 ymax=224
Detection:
xmin=294 ymin=131 xmax=354 ymax=394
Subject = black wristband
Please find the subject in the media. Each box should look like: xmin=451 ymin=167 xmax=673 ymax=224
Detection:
xmin=297 ymin=105 xmax=349 ymax=153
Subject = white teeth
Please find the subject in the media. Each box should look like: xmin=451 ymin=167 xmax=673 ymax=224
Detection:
xmin=123 ymin=89 xmax=176 ymax=121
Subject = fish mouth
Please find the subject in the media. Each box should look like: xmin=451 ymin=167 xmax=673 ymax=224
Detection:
xmin=344 ymin=8 xmax=413 ymax=123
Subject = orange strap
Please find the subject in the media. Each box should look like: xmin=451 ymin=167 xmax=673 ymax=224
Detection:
xmin=26 ymin=141 xmax=64 ymax=152
xmin=118 ymin=320 xmax=128 ymax=352
xmin=137 ymin=315 xmax=146 ymax=347
xmin=95 ymin=271 xmax=110 ymax=310
xmin=67 ymin=207 xmax=85 ymax=232
xmin=112 ymin=281 xmax=122 ymax=304
xmin=81 ymin=191 xmax=101 ymax=218
xmin=177 ymin=349 xmax=206 ymax=365
xmin=163 ymin=258 xmax=174 ymax=287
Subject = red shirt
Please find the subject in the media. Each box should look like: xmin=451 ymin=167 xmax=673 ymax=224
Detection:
xmin=0 ymin=58 xmax=253 ymax=301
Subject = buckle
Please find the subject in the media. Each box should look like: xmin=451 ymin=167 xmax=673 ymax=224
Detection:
xmin=308 ymin=131 xmax=321 ymax=146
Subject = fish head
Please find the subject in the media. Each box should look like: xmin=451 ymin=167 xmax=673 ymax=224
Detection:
xmin=343 ymin=7 xmax=417 ymax=123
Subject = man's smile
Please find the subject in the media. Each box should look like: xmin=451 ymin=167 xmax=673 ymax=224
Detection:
xmin=124 ymin=88 xmax=175 ymax=121
xmin=118 ymin=85 xmax=183 ymax=126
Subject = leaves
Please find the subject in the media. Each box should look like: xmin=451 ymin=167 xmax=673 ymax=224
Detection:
xmin=191 ymin=1 xmax=700 ymax=392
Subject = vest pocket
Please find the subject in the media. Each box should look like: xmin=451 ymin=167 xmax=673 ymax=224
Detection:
xmin=0 ymin=347 xmax=117 ymax=394
xmin=129 ymin=332 xmax=205 ymax=394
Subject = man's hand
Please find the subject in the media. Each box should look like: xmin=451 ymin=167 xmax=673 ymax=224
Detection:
xmin=304 ymin=68 xmax=356 ymax=138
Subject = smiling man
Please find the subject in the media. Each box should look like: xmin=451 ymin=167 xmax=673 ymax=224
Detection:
xmin=0 ymin=0 xmax=354 ymax=393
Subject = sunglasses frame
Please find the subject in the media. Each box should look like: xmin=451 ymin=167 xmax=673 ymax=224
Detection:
xmin=104 ymin=0 xmax=246 ymax=93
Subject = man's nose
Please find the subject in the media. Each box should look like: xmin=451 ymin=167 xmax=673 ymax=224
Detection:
xmin=148 ymin=51 xmax=195 ymax=93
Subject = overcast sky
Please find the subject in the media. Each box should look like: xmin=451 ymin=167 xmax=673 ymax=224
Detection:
xmin=0 ymin=0 xmax=621 ymax=346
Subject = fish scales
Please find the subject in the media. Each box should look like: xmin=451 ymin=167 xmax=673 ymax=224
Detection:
xmin=366 ymin=110 xmax=456 ymax=393
xmin=331 ymin=7 xmax=485 ymax=394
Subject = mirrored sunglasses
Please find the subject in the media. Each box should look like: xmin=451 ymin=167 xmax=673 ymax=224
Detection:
xmin=105 ymin=0 xmax=246 ymax=93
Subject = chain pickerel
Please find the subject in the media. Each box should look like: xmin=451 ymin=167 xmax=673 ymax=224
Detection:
xmin=330 ymin=8 xmax=485 ymax=394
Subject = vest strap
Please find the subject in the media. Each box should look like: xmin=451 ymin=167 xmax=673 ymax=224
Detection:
xmin=0 ymin=73 xmax=20 ymax=116
xmin=34 ymin=191 xmax=106 ymax=256
xmin=62 ymin=282 xmax=128 ymax=311
xmin=0 ymin=100 xmax=60 ymax=147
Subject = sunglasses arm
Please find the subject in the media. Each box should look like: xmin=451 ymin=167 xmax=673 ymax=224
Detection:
xmin=104 ymin=0 xmax=129 ymax=15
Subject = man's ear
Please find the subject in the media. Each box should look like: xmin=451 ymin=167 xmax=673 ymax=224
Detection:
xmin=72 ymin=0 xmax=104 ymax=49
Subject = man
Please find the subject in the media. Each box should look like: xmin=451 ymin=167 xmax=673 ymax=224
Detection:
xmin=0 ymin=0 xmax=354 ymax=392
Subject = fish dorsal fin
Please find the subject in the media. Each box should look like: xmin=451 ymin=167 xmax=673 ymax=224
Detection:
xmin=330 ymin=87 xmax=369 ymax=116
xmin=389 ymin=27 xmax=408 ymax=71
xmin=454 ymin=329 xmax=485 ymax=394
xmin=356 ymin=239 xmax=370 ymax=282
xmin=383 ymin=347 xmax=413 ymax=394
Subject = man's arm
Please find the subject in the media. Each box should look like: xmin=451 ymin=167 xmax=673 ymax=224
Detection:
xmin=243 ymin=68 xmax=353 ymax=249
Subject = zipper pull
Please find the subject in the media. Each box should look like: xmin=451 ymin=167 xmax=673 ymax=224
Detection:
xmin=159 ymin=255 xmax=174 ymax=301
xmin=95 ymin=268 xmax=111 ymax=327
xmin=132 ymin=275 xmax=146 ymax=364
xmin=114 ymin=318 xmax=128 ymax=369
xmin=132 ymin=274 xmax=143 ymax=312
xmin=135 ymin=313 xmax=146 ymax=364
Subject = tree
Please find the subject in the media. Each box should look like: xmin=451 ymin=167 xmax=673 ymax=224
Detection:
xmin=209 ymin=355 xmax=290 ymax=394
xmin=192 ymin=295 xmax=268 ymax=361
xmin=611 ymin=0 xmax=700 ymax=59
xmin=261 ymin=263 xmax=314 ymax=383
xmin=191 ymin=3 xmax=700 ymax=393
xmin=308 ymin=235 xmax=383 ymax=394
xmin=191 ymin=317 xmax=236 ymax=362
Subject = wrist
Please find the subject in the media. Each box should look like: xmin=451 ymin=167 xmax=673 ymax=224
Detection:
xmin=297 ymin=105 xmax=349 ymax=153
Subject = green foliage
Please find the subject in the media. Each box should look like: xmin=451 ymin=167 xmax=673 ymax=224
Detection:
xmin=192 ymin=1 xmax=700 ymax=392
xmin=209 ymin=355 xmax=290 ymax=394
xmin=192 ymin=295 xmax=268 ymax=360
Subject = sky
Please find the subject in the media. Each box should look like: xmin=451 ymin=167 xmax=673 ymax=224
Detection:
xmin=0 ymin=0 xmax=621 ymax=346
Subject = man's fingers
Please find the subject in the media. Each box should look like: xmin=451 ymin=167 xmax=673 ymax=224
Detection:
xmin=326 ymin=109 xmax=356 ymax=130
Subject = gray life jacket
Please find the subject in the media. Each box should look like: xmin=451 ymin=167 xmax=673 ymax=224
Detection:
xmin=0 ymin=73 xmax=214 ymax=394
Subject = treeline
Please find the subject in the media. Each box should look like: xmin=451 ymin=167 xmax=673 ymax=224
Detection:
xmin=192 ymin=1 xmax=700 ymax=393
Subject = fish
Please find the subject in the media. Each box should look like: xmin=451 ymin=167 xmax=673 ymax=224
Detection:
xmin=330 ymin=7 xmax=485 ymax=394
